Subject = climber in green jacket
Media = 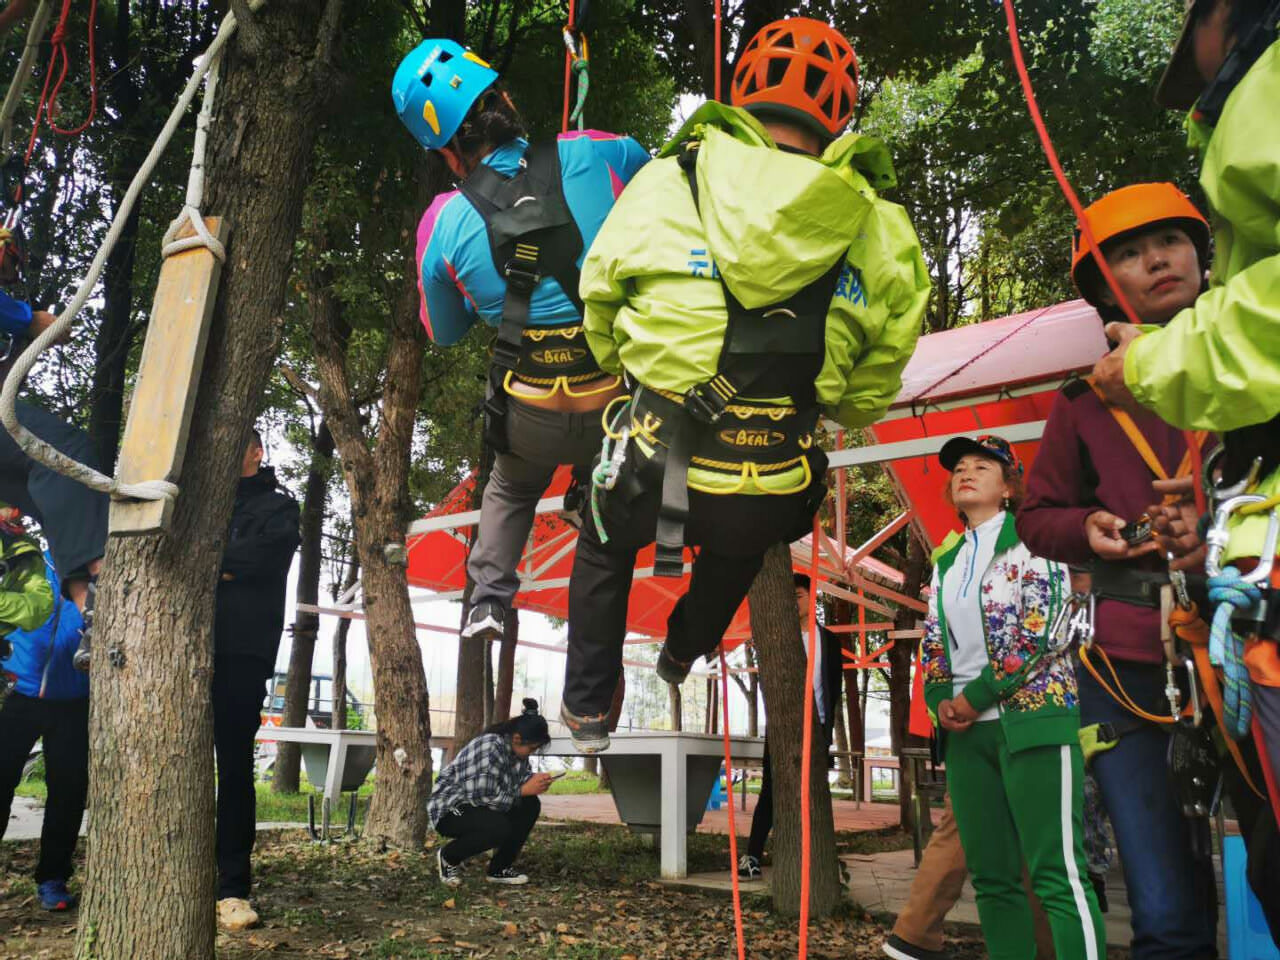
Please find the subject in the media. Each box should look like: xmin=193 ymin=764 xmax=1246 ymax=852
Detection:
xmin=558 ymin=16 xmax=929 ymax=752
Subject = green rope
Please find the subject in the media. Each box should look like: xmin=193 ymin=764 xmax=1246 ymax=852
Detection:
xmin=569 ymin=58 xmax=589 ymax=130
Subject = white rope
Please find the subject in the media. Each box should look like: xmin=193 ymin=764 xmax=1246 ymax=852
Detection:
xmin=0 ymin=0 xmax=53 ymax=153
xmin=0 ymin=1 xmax=266 ymax=503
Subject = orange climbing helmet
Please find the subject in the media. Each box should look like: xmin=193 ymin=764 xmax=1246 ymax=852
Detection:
xmin=730 ymin=17 xmax=858 ymax=144
xmin=1071 ymin=182 xmax=1211 ymax=305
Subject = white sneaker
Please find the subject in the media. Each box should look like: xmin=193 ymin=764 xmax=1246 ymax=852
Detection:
xmin=437 ymin=849 xmax=462 ymax=887
xmin=217 ymin=897 xmax=260 ymax=931
xmin=485 ymin=867 xmax=529 ymax=885
xmin=460 ymin=600 xmax=504 ymax=642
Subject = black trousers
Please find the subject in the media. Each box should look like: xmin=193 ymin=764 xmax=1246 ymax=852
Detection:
xmin=747 ymin=744 xmax=773 ymax=860
xmin=0 ymin=401 xmax=108 ymax=585
xmin=0 ymin=693 xmax=89 ymax=882
xmin=1224 ymin=729 xmax=1280 ymax=944
xmin=435 ymin=796 xmax=541 ymax=872
xmin=213 ymin=657 xmax=269 ymax=900
xmin=565 ymin=469 xmax=814 ymax=716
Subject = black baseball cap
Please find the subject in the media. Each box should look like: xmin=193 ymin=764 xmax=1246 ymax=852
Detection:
xmin=938 ymin=434 xmax=1023 ymax=475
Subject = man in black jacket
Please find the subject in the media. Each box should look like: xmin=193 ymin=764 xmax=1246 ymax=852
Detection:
xmin=215 ymin=429 xmax=300 ymax=931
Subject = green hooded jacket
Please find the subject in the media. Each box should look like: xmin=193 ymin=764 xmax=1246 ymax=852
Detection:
xmin=579 ymin=103 xmax=929 ymax=490
xmin=0 ymin=528 xmax=54 ymax=634
xmin=1123 ymin=39 xmax=1280 ymax=433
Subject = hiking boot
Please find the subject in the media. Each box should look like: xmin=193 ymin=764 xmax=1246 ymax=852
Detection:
xmin=559 ymin=702 xmax=610 ymax=754
xmin=881 ymin=934 xmax=949 ymax=960
xmin=737 ymin=854 xmax=762 ymax=880
xmin=72 ymin=581 xmax=96 ymax=673
xmin=460 ymin=600 xmax=504 ymax=642
xmin=485 ymin=867 xmax=529 ymax=885
xmin=437 ymin=849 xmax=463 ymax=888
xmin=37 ymin=879 xmax=77 ymax=912
xmin=217 ymin=896 xmax=260 ymax=931
xmin=655 ymin=645 xmax=692 ymax=685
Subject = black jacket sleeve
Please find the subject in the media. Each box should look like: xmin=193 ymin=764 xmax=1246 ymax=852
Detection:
xmin=221 ymin=494 xmax=301 ymax=582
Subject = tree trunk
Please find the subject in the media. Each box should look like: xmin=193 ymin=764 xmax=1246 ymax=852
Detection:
xmin=77 ymin=6 xmax=343 ymax=957
xmin=844 ymin=636 xmax=865 ymax=755
xmin=451 ymin=442 xmax=495 ymax=758
xmin=492 ymin=607 xmax=518 ymax=721
xmin=668 ymin=681 xmax=683 ymax=731
xmin=309 ymin=155 xmax=438 ymax=848
xmin=483 ymin=639 xmax=495 ymax=727
xmin=833 ymin=702 xmax=853 ymax=789
xmin=890 ymin=534 xmax=928 ymax=830
xmin=274 ymin=420 xmax=334 ymax=791
xmin=749 ymin=543 xmax=842 ymax=918
xmin=332 ymin=554 xmax=360 ymax=731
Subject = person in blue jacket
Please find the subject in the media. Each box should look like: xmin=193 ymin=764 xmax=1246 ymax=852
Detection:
xmin=392 ymin=38 xmax=648 ymax=644
xmin=0 ymin=238 xmax=108 ymax=666
xmin=0 ymin=554 xmax=88 ymax=912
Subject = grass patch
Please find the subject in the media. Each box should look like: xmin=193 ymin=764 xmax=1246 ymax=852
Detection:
xmin=14 ymin=779 xmax=46 ymax=803
xmin=545 ymin=770 xmax=609 ymax=795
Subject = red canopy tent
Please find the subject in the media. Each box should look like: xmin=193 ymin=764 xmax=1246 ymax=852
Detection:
xmin=846 ymin=298 xmax=1108 ymax=550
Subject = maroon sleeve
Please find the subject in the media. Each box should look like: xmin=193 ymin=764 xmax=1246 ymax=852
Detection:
xmin=1016 ymin=392 xmax=1097 ymax=566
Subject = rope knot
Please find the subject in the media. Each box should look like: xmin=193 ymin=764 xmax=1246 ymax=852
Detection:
xmin=1207 ymin=566 xmax=1259 ymax=738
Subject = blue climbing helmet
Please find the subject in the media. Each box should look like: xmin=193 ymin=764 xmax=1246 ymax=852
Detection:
xmin=392 ymin=38 xmax=500 ymax=151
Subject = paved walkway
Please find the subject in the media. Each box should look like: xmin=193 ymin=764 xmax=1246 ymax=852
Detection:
xmin=541 ymin=792 xmax=902 ymax=835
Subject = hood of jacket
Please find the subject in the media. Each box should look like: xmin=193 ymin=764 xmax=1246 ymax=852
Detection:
xmin=659 ymin=102 xmax=898 ymax=308
xmin=238 ymin=466 xmax=280 ymax=501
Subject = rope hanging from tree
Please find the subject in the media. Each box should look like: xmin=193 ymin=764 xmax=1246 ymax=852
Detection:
xmin=0 ymin=0 xmax=53 ymax=154
xmin=0 ymin=0 xmax=263 ymax=504
xmin=23 ymin=0 xmax=98 ymax=163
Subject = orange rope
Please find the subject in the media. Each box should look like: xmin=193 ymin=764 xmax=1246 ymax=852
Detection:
xmin=798 ymin=515 xmax=820 ymax=959
xmin=713 ymin=0 xmax=722 ymax=100
xmin=719 ymin=649 xmax=747 ymax=960
xmin=25 ymin=0 xmax=98 ymax=164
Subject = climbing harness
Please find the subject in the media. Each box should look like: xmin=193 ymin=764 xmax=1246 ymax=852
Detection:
xmin=648 ymin=144 xmax=843 ymax=577
xmin=457 ymin=139 xmax=615 ymax=454
xmin=0 ymin=1 xmax=261 ymax=505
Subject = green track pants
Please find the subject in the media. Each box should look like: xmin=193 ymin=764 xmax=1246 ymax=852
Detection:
xmin=946 ymin=720 xmax=1105 ymax=960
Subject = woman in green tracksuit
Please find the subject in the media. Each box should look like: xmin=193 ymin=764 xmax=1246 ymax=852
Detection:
xmin=922 ymin=435 xmax=1104 ymax=960
xmin=557 ymin=17 xmax=929 ymax=752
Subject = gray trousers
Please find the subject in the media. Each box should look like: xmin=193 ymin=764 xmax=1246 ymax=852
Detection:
xmin=468 ymin=397 xmax=603 ymax=609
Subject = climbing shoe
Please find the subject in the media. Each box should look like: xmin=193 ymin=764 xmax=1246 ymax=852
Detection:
xmin=38 ymin=880 xmax=77 ymax=912
xmin=217 ymin=896 xmax=260 ymax=930
xmin=655 ymin=645 xmax=692 ymax=685
xmin=485 ymin=867 xmax=529 ymax=885
xmin=559 ymin=702 xmax=610 ymax=754
xmin=737 ymin=854 xmax=762 ymax=880
xmin=460 ymin=600 xmax=504 ymax=643
xmin=71 ymin=580 xmax=96 ymax=673
xmin=881 ymin=935 xmax=949 ymax=960
xmin=437 ymin=849 xmax=463 ymax=888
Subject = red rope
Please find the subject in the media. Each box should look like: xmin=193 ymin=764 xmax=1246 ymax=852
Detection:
xmin=1002 ymin=0 xmax=1207 ymax=514
xmin=713 ymin=0 xmax=722 ymax=100
xmin=1252 ymin=715 xmax=1280 ymax=830
xmin=798 ymin=516 xmax=820 ymax=959
xmin=25 ymin=0 xmax=98 ymax=164
xmin=718 ymin=650 xmax=747 ymax=960
xmin=561 ymin=0 xmax=576 ymax=133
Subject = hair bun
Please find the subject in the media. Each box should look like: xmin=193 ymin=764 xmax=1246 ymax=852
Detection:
xmin=521 ymin=698 xmax=539 ymax=716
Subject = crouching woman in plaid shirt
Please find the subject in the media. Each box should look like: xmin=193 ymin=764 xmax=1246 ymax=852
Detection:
xmin=429 ymin=698 xmax=553 ymax=886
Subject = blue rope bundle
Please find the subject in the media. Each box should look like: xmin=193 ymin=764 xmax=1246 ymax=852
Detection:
xmin=1207 ymin=565 xmax=1261 ymax=739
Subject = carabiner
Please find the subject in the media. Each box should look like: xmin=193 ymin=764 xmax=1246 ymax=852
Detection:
xmin=1184 ymin=658 xmax=1203 ymax=728
xmin=1169 ymin=565 xmax=1192 ymax=611
xmin=1202 ymin=445 xmax=1261 ymax=506
xmin=1204 ymin=494 xmax=1268 ymax=577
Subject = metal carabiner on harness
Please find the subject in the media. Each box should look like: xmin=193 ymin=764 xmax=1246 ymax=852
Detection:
xmin=1052 ymin=590 xmax=1096 ymax=649
xmin=1201 ymin=445 xmax=1262 ymax=508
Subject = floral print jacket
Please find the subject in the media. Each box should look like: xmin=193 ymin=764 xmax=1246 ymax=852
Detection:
xmin=922 ymin=511 xmax=1079 ymax=753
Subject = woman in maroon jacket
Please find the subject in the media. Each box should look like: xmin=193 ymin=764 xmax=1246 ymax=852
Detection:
xmin=1016 ymin=184 xmax=1219 ymax=959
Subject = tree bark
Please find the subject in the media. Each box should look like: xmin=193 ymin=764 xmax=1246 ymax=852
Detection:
xmin=889 ymin=534 xmax=928 ymax=830
xmin=668 ymin=681 xmax=683 ymax=731
xmin=76 ymin=6 xmax=342 ymax=957
xmin=274 ymin=420 xmax=334 ymax=791
xmin=310 ymin=221 xmax=435 ymax=845
xmin=832 ymin=701 xmax=853 ymax=789
xmin=492 ymin=607 xmax=518 ymax=721
xmin=332 ymin=554 xmax=360 ymax=731
xmin=749 ymin=543 xmax=842 ymax=918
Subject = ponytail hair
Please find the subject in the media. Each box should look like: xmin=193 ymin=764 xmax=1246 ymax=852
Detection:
xmin=453 ymin=86 xmax=526 ymax=163
xmin=484 ymin=697 xmax=550 ymax=747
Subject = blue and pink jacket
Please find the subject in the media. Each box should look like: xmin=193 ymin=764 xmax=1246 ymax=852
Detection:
xmin=415 ymin=130 xmax=649 ymax=345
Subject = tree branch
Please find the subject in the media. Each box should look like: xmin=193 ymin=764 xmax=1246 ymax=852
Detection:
xmin=229 ymin=0 xmax=267 ymax=58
